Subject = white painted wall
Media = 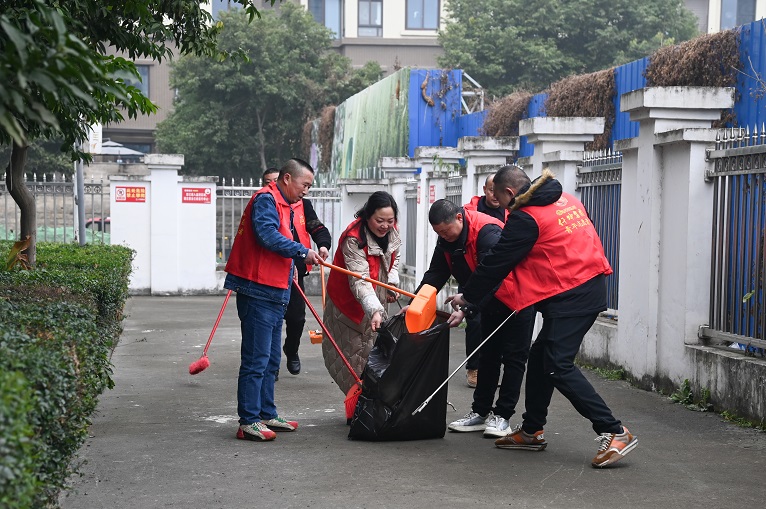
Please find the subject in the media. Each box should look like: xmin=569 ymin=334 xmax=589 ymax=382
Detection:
xmin=111 ymin=178 xmax=151 ymax=293
xmin=110 ymin=154 xmax=218 ymax=295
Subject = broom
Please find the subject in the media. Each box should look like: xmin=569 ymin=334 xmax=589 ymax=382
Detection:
xmin=293 ymin=282 xmax=363 ymax=421
xmin=189 ymin=290 xmax=232 ymax=375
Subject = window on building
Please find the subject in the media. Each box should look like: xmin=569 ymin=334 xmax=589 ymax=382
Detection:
xmin=406 ymin=0 xmax=439 ymax=30
xmin=720 ymin=0 xmax=756 ymax=30
xmin=359 ymin=0 xmax=382 ymax=37
xmin=308 ymin=0 xmax=342 ymax=39
xmin=125 ymin=65 xmax=150 ymax=98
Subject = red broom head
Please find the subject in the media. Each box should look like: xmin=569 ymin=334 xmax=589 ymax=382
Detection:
xmin=189 ymin=355 xmax=210 ymax=375
xmin=344 ymin=383 xmax=362 ymax=420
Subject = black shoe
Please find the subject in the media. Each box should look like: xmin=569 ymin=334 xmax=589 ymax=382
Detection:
xmin=275 ymin=370 xmax=279 ymax=382
xmin=286 ymin=354 xmax=301 ymax=375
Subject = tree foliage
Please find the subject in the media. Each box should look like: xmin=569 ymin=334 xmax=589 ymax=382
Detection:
xmin=0 ymin=0 xmax=273 ymax=266
xmin=156 ymin=4 xmax=382 ymax=180
xmin=439 ymin=0 xmax=700 ymax=95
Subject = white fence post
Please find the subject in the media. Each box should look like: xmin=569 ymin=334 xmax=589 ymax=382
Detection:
xmin=615 ymin=86 xmax=734 ymax=381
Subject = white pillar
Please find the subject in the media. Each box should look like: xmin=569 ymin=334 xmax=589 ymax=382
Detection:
xmin=413 ymin=147 xmax=461 ymax=285
xmin=615 ymin=86 xmax=734 ymax=380
xmin=381 ymin=156 xmax=418 ymax=278
xmin=458 ymin=136 xmax=518 ymax=205
xmin=146 ymin=155 xmax=184 ymax=294
xmin=337 ymin=178 xmax=389 ymax=234
xmin=111 ymin=175 xmax=151 ymax=294
xmin=519 ymin=117 xmax=605 ymax=182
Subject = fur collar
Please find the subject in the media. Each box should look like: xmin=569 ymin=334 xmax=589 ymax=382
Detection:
xmin=510 ymin=168 xmax=555 ymax=211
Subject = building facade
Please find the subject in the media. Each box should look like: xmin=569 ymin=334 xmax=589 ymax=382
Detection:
xmin=685 ymin=0 xmax=766 ymax=33
xmin=103 ymin=0 xmax=445 ymax=153
xmin=300 ymin=0 xmax=446 ymax=73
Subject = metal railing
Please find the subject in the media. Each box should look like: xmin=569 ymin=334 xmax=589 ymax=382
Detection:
xmin=445 ymin=174 xmax=463 ymax=206
xmin=577 ymin=150 xmax=622 ymax=313
xmin=216 ymin=179 xmax=342 ymax=263
xmin=1 ymin=173 xmax=109 ymax=244
xmin=404 ymin=182 xmax=418 ymax=270
xmin=701 ymin=127 xmax=766 ymax=350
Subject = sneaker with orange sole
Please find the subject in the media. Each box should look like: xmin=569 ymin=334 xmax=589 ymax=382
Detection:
xmin=591 ymin=426 xmax=638 ymax=468
xmin=237 ymin=422 xmax=276 ymax=442
xmin=494 ymin=425 xmax=547 ymax=450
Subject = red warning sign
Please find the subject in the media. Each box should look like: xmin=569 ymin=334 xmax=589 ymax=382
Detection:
xmin=115 ymin=186 xmax=146 ymax=203
xmin=182 ymin=187 xmax=212 ymax=204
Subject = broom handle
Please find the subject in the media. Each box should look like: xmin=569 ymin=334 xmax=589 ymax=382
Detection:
xmin=294 ymin=281 xmax=362 ymax=385
xmin=320 ymin=264 xmax=326 ymax=308
xmin=203 ymin=290 xmax=232 ymax=355
xmin=412 ymin=309 xmax=517 ymax=415
xmin=319 ymin=260 xmax=417 ymax=299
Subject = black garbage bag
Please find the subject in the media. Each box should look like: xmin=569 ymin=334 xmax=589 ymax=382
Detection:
xmin=348 ymin=312 xmax=450 ymax=441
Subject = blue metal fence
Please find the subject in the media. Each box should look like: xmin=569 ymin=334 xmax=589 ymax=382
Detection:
xmin=577 ymin=151 xmax=623 ymax=311
xmin=703 ymin=128 xmax=766 ymax=348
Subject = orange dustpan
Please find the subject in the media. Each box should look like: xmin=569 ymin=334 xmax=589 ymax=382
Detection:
xmin=318 ymin=260 xmax=438 ymax=333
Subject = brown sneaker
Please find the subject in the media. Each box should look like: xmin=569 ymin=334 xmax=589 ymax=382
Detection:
xmin=591 ymin=426 xmax=638 ymax=468
xmin=495 ymin=425 xmax=547 ymax=450
xmin=466 ymin=369 xmax=478 ymax=388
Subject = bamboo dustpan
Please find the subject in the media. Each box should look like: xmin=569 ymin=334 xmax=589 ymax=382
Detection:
xmin=318 ymin=260 xmax=437 ymax=333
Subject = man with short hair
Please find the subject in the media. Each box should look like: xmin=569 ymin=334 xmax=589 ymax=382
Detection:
xmin=461 ymin=173 xmax=508 ymax=388
xmin=224 ymin=159 xmax=324 ymax=442
xmin=450 ymin=165 xmax=638 ymax=467
xmin=410 ymin=199 xmax=534 ymax=438
xmin=261 ymin=167 xmax=331 ymax=379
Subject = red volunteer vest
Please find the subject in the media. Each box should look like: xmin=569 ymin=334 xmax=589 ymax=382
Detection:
xmin=508 ymin=192 xmax=612 ymax=311
xmin=464 ymin=195 xmax=509 ymax=221
xmin=444 ymin=210 xmax=516 ymax=310
xmin=326 ymin=218 xmax=395 ymax=324
xmin=292 ymin=199 xmax=314 ymax=272
xmin=224 ymin=182 xmax=294 ymax=289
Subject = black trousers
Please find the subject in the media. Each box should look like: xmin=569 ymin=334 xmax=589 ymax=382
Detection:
xmin=464 ymin=312 xmax=482 ymax=370
xmin=283 ymin=275 xmax=306 ymax=358
xmin=471 ymin=306 xmax=534 ymax=419
xmin=521 ymin=313 xmax=622 ymax=435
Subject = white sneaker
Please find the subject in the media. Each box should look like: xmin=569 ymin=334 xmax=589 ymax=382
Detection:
xmin=483 ymin=414 xmax=510 ymax=438
xmin=448 ymin=411 xmax=492 ymax=432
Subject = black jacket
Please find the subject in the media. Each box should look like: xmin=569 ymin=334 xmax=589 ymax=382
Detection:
xmin=463 ymin=176 xmax=607 ymax=318
xmin=417 ymin=209 xmax=506 ymax=313
xmin=293 ymin=198 xmax=332 ymax=276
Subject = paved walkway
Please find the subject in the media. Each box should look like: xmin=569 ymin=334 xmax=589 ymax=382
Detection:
xmin=60 ymin=296 xmax=766 ymax=509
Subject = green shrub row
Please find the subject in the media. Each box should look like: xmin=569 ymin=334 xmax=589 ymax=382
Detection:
xmin=0 ymin=241 xmax=133 ymax=508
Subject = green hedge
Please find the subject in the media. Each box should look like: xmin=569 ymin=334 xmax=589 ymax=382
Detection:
xmin=0 ymin=242 xmax=133 ymax=508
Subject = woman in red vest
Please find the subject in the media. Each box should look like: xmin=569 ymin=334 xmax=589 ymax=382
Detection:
xmin=323 ymin=191 xmax=401 ymax=395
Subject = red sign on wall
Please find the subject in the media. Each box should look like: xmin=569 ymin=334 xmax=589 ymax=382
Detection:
xmin=429 ymin=185 xmax=436 ymax=204
xmin=182 ymin=187 xmax=212 ymax=204
xmin=115 ymin=186 xmax=146 ymax=203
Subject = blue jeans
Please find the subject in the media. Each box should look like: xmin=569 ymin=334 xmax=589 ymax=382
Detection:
xmin=236 ymin=292 xmax=285 ymax=425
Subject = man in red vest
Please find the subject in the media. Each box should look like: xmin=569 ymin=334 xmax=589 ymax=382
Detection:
xmin=224 ymin=159 xmax=323 ymax=442
xmin=461 ymin=173 xmax=509 ymax=388
xmin=409 ymin=199 xmax=534 ymax=438
xmin=450 ymin=166 xmax=638 ymax=468
xmin=262 ymin=168 xmax=332 ymax=378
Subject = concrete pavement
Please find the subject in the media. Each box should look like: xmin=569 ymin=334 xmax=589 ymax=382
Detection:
xmin=60 ymin=295 xmax=766 ymax=509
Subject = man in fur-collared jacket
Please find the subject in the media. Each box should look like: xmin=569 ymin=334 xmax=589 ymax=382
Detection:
xmin=449 ymin=165 xmax=638 ymax=468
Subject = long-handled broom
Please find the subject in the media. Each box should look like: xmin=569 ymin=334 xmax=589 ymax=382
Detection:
xmin=189 ymin=290 xmax=232 ymax=375
xmin=293 ymin=282 xmax=363 ymax=421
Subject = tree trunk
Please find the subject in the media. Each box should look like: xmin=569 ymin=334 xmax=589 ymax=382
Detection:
xmin=255 ymin=110 xmax=267 ymax=173
xmin=5 ymin=142 xmax=35 ymax=267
